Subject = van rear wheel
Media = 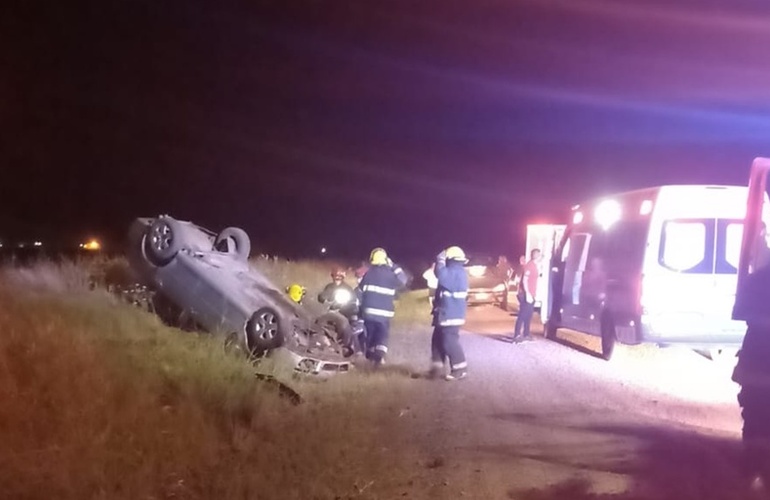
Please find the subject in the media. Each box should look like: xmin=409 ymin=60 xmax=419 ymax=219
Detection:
xmin=601 ymin=319 xmax=616 ymax=360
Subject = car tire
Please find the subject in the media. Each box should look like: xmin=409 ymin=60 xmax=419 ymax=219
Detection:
xmin=144 ymin=217 xmax=185 ymax=266
xmin=246 ymin=307 xmax=284 ymax=353
xmin=314 ymin=311 xmax=354 ymax=356
xmin=600 ymin=317 xmax=616 ymax=361
xmin=215 ymin=227 xmax=251 ymax=262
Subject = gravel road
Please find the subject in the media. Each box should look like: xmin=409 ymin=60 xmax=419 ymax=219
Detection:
xmin=385 ymin=304 xmax=747 ymax=499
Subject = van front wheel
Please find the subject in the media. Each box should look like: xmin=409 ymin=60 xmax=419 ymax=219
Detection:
xmin=601 ymin=319 xmax=616 ymax=361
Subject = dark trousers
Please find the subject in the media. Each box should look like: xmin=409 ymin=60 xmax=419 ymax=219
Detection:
xmin=738 ymin=385 xmax=770 ymax=478
xmin=431 ymin=325 xmax=467 ymax=373
xmin=513 ymin=297 xmax=535 ymax=339
xmin=355 ymin=321 xmax=368 ymax=355
xmin=364 ymin=319 xmax=390 ymax=362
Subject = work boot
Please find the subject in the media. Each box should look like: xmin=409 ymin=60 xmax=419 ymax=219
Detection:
xmin=445 ymin=370 xmax=468 ymax=381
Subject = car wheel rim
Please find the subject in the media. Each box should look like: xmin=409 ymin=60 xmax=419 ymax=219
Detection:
xmin=150 ymin=222 xmax=173 ymax=253
xmin=256 ymin=312 xmax=278 ymax=340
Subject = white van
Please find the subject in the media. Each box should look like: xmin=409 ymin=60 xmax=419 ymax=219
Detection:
xmin=546 ymin=185 xmax=762 ymax=360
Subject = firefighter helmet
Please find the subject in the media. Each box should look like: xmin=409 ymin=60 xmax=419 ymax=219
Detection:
xmin=370 ymin=247 xmax=388 ymax=265
xmin=445 ymin=246 xmax=468 ymax=263
xmin=286 ymin=284 xmax=305 ymax=303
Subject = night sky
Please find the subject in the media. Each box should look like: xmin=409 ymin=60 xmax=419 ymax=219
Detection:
xmin=3 ymin=0 xmax=770 ymax=259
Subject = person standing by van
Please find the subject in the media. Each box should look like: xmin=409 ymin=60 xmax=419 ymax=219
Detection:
xmin=512 ymin=255 xmax=526 ymax=289
xmin=512 ymin=249 xmax=541 ymax=342
xmin=496 ymin=255 xmax=513 ymax=310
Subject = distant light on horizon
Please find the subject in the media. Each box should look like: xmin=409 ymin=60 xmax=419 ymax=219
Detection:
xmin=81 ymin=239 xmax=102 ymax=251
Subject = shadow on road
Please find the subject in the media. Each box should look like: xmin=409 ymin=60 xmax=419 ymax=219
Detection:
xmin=487 ymin=333 xmax=515 ymax=344
xmin=483 ymin=412 xmax=749 ymax=499
xmin=548 ymin=334 xmax=606 ymax=360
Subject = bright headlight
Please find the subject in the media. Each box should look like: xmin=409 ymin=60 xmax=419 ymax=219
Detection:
xmin=468 ymin=265 xmax=487 ymax=278
xmin=333 ymin=289 xmax=352 ymax=305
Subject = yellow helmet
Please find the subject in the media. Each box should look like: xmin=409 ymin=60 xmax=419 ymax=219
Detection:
xmin=286 ymin=284 xmax=305 ymax=303
xmin=445 ymin=246 xmax=467 ymax=262
xmin=370 ymin=247 xmax=388 ymax=265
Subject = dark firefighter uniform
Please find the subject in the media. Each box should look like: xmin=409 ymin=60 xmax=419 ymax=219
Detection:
xmin=430 ymin=246 xmax=469 ymax=380
xmin=318 ymin=281 xmax=359 ymax=318
xmin=733 ymin=262 xmax=770 ymax=488
xmin=358 ymin=248 xmax=408 ymax=363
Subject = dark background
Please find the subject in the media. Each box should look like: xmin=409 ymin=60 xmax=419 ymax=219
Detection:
xmin=2 ymin=0 xmax=769 ymax=260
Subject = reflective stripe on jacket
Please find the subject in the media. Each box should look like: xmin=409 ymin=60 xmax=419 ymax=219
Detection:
xmin=359 ymin=264 xmax=408 ymax=322
xmin=433 ymin=259 xmax=468 ymax=327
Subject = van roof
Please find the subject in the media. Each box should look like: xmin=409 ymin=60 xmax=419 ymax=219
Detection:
xmin=578 ymin=184 xmax=745 ymax=204
xmin=570 ymin=185 xmax=750 ymax=225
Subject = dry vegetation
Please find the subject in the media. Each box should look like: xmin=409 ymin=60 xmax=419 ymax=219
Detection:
xmin=0 ymin=258 xmax=758 ymax=499
xmin=250 ymin=255 xmax=431 ymax=324
xmin=0 ymin=259 xmax=428 ymax=500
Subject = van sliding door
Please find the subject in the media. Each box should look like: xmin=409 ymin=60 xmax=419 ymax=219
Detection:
xmin=561 ymin=233 xmax=591 ymax=328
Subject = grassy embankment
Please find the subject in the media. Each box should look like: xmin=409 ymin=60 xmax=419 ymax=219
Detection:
xmin=0 ymin=257 xmax=430 ymax=499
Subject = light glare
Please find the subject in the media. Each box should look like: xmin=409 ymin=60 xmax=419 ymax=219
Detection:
xmin=467 ymin=265 xmax=487 ymax=278
xmin=82 ymin=239 xmax=101 ymax=251
xmin=595 ymin=200 xmax=622 ymax=230
xmin=573 ymin=211 xmax=584 ymax=224
xmin=333 ymin=288 xmax=352 ymax=305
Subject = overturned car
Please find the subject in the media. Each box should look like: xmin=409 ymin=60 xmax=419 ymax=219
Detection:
xmin=127 ymin=215 xmax=354 ymax=376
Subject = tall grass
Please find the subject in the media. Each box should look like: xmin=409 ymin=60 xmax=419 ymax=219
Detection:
xmin=251 ymin=256 xmax=431 ymax=327
xmin=0 ymin=263 xmax=422 ymax=499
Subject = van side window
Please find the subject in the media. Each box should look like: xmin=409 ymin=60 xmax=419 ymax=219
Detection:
xmin=659 ymin=219 xmax=714 ymax=273
xmin=716 ymin=219 xmax=744 ymax=274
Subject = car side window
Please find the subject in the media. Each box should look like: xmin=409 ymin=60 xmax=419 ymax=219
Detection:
xmin=659 ymin=219 xmax=714 ymax=273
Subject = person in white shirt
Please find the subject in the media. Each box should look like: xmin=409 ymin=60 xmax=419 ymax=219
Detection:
xmin=422 ymin=263 xmax=438 ymax=306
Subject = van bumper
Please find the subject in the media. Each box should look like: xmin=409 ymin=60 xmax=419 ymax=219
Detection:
xmin=639 ymin=313 xmax=747 ymax=347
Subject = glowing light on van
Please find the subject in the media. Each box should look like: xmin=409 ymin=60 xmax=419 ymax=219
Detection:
xmin=572 ymin=211 xmax=584 ymax=224
xmin=595 ymin=200 xmax=622 ymax=230
xmin=640 ymin=200 xmax=653 ymax=216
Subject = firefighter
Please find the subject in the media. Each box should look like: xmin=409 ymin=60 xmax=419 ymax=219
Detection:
xmin=286 ymin=283 xmax=306 ymax=304
xmin=318 ymin=267 xmax=358 ymax=318
xmin=429 ymin=246 xmax=469 ymax=381
xmin=358 ymin=247 xmax=408 ymax=364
